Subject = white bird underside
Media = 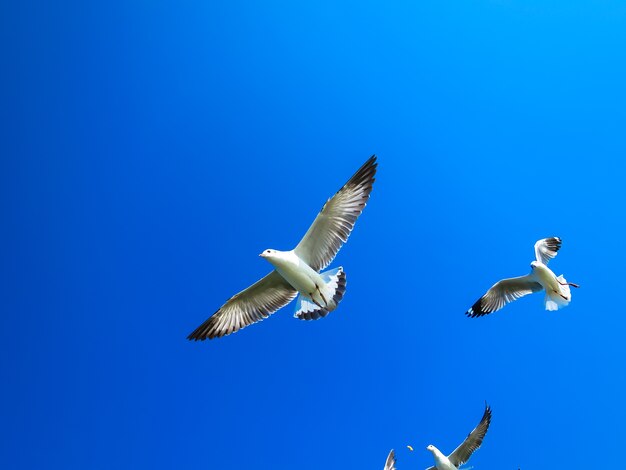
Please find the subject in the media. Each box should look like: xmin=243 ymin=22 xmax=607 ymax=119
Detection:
xmin=426 ymin=404 xmax=492 ymax=470
xmin=188 ymin=156 xmax=377 ymax=340
xmin=466 ymin=237 xmax=576 ymax=318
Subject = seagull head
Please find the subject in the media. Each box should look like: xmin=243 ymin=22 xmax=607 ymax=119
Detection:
xmin=426 ymin=444 xmax=435 ymax=453
xmin=530 ymin=260 xmax=539 ymax=270
xmin=259 ymin=249 xmax=276 ymax=259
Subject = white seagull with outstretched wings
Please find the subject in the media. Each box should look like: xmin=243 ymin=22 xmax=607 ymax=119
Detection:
xmin=466 ymin=237 xmax=579 ymax=318
xmin=188 ymin=156 xmax=377 ymax=340
xmin=425 ymin=403 xmax=492 ymax=470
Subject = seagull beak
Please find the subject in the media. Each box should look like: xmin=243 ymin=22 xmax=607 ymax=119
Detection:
xmin=259 ymin=252 xmax=266 ymax=258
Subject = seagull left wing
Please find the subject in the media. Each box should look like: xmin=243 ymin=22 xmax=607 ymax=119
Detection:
xmin=466 ymin=275 xmax=543 ymax=318
xmin=294 ymin=155 xmax=377 ymax=272
xmin=188 ymin=271 xmax=297 ymax=340
xmin=447 ymin=404 xmax=492 ymax=468
xmin=384 ymin=450 xmax=396 ymax=470
xmin=534 ymin=237 xmax=562 ymax=265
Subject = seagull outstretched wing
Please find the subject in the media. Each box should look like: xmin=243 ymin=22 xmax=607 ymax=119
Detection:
xmin=447 ymin=404 xmax=492 ymax=468
xmin=188 ymin=271 xmax=297 ymax=340
xmin=534 ymin=237 xmax=562 ymax=265
xmin=466 ymin=275 xmax=543 ymax=317
xmin=294 ymin=155 xmax=377 ymax=272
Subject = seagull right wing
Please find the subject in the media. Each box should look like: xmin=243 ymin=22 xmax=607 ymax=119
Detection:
xmin=294 ymin=155 xmax=377 ymax=272
xmin=466 ymin=275 xmax=543 ymax=317
xmin=447 ymin=404 xmax=492 ymax=468
xmin=188 ymin=271 xmax=297 ymax=340
xmin=534 ymin=237 xmax=562 ymax=265
xmin=384 ymin=450 xmax=396 ymax=470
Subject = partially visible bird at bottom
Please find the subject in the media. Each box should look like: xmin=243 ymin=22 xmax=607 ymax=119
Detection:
xmin=384 ymin=450 xmax=396 ymax=470
xmin=425 ymin=403 xmax=492 ymax=470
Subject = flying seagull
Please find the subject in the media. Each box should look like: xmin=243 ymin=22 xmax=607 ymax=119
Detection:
xmin=384 ymin=450 xmax=397 ymax=470
xmin=426 ymin=403 xmax=492 ymax=470
xmin=466 ymin=237 xmax=579 ymax=317
xmin=188 ymin=155 xmax=377 ymax=340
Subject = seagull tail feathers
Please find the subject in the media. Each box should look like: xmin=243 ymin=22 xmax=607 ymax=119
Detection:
xmin=294 ymin=267 xmax=346 ymax=320
xmin=544 ymin=275 xmax=572 ymax=311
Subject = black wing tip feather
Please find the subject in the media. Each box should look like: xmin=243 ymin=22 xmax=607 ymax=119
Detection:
xmin=187 ymin=314 xmax=221 ymax=341
xmin=317 ymin=154 xmax=377 ymax=216
xmin=482 ymin=402 xmax=493 ymax=423
xmin=355 ymin=154 xmax=378 ymax=180
xmin=187 ymin=312 xmax=267 ymax=341
xmin=343 ymin=154 xmax=378 ymax=190
xmin=546 ymin=236 xmax=562 ymax=249
xmin=539 ymin=236 xmax=562 ymax=257
xmin=465 ymin=297 xmax=492 ymax=318
xmin=478 ymin=403 xmax=493 ymax=438
xmin=187 ymin=308 xmax=249 ymax=341
xmin=472 ymin=402 xmax=492 ymax=439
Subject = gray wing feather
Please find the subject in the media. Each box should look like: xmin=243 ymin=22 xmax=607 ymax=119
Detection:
xmin=384 ymin=450 xmax=396 ymax=470
xmin=294 ymin=155 xmax=377 ymax=272
xmin=466 ymin=275 xmax=543 ymax=317
xmin=188 ymin=271 xmax=297 ymax=340
xmin=534 ymin=237 xmax=562 ymax=265
xmin=448 ymin=404 xmax=492 ymax=468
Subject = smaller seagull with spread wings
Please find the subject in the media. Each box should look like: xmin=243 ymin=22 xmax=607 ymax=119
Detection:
xmin=425 ymin=403 xmax=492 ymax=470
xmin=384 ymin=450 xmax=397 ymax=470
xmin=466 ymin=237 xmax=580 ymax=318
xmin=188 ymin=156 xmax=377 ymax=340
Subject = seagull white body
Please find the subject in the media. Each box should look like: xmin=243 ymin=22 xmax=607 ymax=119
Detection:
xmin=530 ymin=260 xmax=572 ymax=311
xmin=427 ymin=447 xmax=457 ymax=470
xmin=466 ymin=237 xmax=579 ymax=317
xmin=531 ymin=261 xmax=560 ymax=289
xmin=260 ymin=250 xmax=327 ymax=308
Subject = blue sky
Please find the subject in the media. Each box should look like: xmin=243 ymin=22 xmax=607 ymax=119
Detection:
xmin=2 ymin=0 xmax=626 ymax=468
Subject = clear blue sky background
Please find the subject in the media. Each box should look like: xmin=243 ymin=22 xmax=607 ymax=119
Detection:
xmin=2 ymin=1 xmax=626 ymax=469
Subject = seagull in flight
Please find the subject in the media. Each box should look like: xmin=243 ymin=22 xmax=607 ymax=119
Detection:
xmin=425 ymin=403 xmax=492 ymax=470
xmin=466 ymin=237 xmax=579 ymax=318
xmin=384 ymin=450 xmax=397 ymax=470
xmin=188 ymin=156 xmax=377 ymax=340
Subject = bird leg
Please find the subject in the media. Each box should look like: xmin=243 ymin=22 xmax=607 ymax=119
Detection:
xmin=308 ymin=292 xmax=324 ymax=309
xmin=315 ymin=284 xmax=328 ymax=306
xmin=557 ymin=279 xmax=580 ymax=288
